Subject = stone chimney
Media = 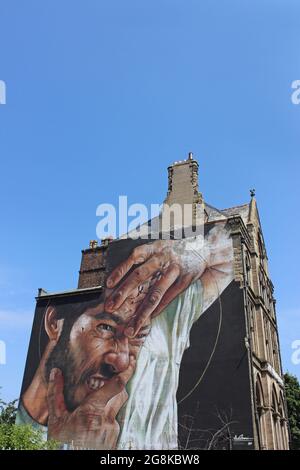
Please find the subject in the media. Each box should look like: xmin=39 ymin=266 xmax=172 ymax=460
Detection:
xmin=78 ymin=243 xmax=107 ymax=289
xmin=78 ymin=153 xmax=205 ymax=288
xmin=163 ymin=152 xmax=204 ymax=229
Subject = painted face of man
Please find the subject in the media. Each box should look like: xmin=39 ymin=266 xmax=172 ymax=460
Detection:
xmin=46 ymin=301 xmax=151 ymax=412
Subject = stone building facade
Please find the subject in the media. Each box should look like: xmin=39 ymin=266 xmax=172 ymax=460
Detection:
xmin=223 ymin=200 xmax=289 ymax=450
xmin=77 ymin=154 xmax=289 ymax=450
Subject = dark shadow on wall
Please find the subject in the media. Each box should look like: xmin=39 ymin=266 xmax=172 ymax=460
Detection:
xmin=177 ymin=280 xmax=253 ymax=450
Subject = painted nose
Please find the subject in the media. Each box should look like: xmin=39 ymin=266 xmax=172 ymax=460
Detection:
xmin=104 ymin=337 xmax=130 ymax=374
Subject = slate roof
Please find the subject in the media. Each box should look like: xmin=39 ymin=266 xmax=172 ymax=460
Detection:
xmin=205 ymin=202 xmax=250 ymax=225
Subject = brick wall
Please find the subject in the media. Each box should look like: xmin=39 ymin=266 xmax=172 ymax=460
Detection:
xmin=78 ymin=246 xmax=107 ymax=288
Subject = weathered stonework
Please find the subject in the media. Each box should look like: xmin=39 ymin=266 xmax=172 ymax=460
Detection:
xmin=225 ymin=197 xmax=290 ymax=450
xmin=164 ymin=157 xmax=204 ymax=228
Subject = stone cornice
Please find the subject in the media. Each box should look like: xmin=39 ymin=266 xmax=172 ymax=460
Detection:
xmin=227 ymin=215 xmax=251 ymax=247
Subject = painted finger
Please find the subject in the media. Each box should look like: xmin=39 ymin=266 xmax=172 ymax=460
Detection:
xmin=151 ymin=273 xmax=194 ymax=318
xmin=47 ymin=368 xmax=67 ymax=419
xmin=86 ymin=356 xmax=136 ymax=407
xmin=105 ymin=389 xmax=129 ymax=420
xmin=106 ymin=244 xmax=153 ymax=290
xmin=105 ymin=255 xmax=163 ymax=312
xmin=125 ymin=263 xmax=180 ymax=337
xmin=118 ymin=354 xmax=136 ymax=384
xmin=105 ymin=355 xmax=136 ymax=419
xmin=85 ymin=376 xmax=125 ymax=409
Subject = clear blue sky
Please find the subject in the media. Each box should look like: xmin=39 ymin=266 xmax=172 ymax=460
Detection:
xmin=0 ymin=0 xmax=299 ymax=402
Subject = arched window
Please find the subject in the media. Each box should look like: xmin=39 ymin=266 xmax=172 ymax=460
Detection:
xmin=245 ymin=253 xmax=252 ymax=287
xmin=258 ymin=232 xmax=268 ymax=272
xmin=279 ymin=393 xmax=287 ymax=449
xmin=255 ymin=377 xmax=266 ymax=449
xmin=272 ymin=387 xmax=280 ymax=450
xmin=269 ymin=297 xmax=275 ymax=319
xmin=256 ymin=380 xmax=263 ymax=413
xmin=261 ymin=275 xmax=267 ymax=305
xmin=249 ymin=303 xmax=259 ymax=355
xmin=265 ymin=321 xmax=273 ymax=364
xmin=258 ymin=234 xmax=264 ymax=260
xmin=271 ymin=330 xmax=280 ymax=373
xmin=249 ymin=303 xmax=255 ymax=351
xmin=259 ymin=271 xmax=263 ymax=297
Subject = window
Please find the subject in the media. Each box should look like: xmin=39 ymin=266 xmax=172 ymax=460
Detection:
xmin=255 ymin=377 xmax=266 ymax=449
xmin=245 ymin=253 xmax=252 ymax=287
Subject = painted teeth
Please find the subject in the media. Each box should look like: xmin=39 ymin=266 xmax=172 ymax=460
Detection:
xmin=88 ymin=377 xmax=105 ymax=390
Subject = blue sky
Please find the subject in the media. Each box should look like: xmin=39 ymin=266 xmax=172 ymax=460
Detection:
xmin=0 ymin=0 xmax=299 ymax=402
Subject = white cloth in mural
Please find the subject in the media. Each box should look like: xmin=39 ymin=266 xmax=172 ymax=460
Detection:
xmin=117 ymin=280 xmax=203 ymax=450
xmin=117 ymin=224 xmax=234 ymax=450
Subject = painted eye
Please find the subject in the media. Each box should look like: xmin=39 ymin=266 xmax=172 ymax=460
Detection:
xmin=97 ymin=324 xmax=115 ymax=334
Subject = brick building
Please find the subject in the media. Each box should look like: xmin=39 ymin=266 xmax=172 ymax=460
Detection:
xmin=78 ymin=153 xmax=289 ymax=450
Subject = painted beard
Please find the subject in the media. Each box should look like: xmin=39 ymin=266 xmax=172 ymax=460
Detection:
xmin=45 ymin=333 xmax=115 ymax=412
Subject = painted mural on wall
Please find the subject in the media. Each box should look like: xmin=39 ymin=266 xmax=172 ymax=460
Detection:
xmin=16 ymin=221 xmax=252 ymax=449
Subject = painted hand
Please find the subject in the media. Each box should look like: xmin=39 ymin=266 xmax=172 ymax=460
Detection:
xmin=47 ymin=355 xmax=135 ymax=449
xmin=104 ymin=239 xmax=207 ymax=337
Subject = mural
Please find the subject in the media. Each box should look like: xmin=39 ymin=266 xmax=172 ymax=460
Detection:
xmin=16 ymin=221 xmax=253 ymax=449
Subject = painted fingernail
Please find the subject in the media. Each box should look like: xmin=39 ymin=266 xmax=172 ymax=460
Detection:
xmin=50 ymin=369 xmax=57 ymax=381
xmin=124 ymin=327 xmax=134 ymax=337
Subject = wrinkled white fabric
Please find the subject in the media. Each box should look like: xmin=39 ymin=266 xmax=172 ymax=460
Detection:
xmin=117 ymin=225 xmax=234 ymax=450
xmin=117 ymin=280 xmax=203 ymax=450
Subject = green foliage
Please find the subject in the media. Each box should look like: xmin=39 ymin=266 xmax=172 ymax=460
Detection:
xmin=0 ymin=423 xmax=58 ymax=450
xmin=0 ymin=389 xmax=58 ymax=450
xmin=0 ymin=394 xmax=18 ymax=425
xmin=284 ymin=372 xmax=300 ymax=450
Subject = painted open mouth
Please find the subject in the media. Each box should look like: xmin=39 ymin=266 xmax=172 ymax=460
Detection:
xmin=86 ymin=375 xmax=106 ymax=391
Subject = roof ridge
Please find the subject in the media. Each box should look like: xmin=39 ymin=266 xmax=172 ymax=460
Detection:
xmin=220 ymin=203 xmax=249 ymax=212
xmin=204 ymin=202 xmax=225 ymax=214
